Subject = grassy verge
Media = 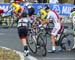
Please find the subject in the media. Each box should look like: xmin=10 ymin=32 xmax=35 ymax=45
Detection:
xmin=0 ymin=48 xmax=20 ymax=60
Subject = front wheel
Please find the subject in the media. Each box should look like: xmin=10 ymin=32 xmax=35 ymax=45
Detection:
xmin=37 ymin=33 xmax=47 ymax=56
xmin=27 ymin=34 xmax=37 ymax=54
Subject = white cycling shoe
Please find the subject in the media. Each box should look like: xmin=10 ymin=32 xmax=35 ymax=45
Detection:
xmin=24 ymin=50 xmax=29 ymax=56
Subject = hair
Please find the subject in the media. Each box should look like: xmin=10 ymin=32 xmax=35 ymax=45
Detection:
xmin=45 ymin=6 xmax=50 ymax=10
xmin=44 ymin=4 xmax=50 ymax=10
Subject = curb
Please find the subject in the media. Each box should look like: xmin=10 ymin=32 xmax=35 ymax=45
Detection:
xmin=0 ymin=46 xmax=25 ymax=60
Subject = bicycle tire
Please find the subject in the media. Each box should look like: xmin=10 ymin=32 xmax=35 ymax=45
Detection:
xmin=60 ymin=33 xmax=74 ymax=50
xmin=27 ymin=34 xmax=37 ymax=54
xmin=37 ymin=32 xmax=47 ymax=56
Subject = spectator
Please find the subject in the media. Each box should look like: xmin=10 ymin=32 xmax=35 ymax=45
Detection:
xmin=34 ymin=0 xmax=38 ymax=3
xmin=37 ymin=0 xmax=42 ymax=3
xmin=49 ymin=0 xmax=59 ymax=4
xmin=22 ymin=0 xmax=29 ymax=3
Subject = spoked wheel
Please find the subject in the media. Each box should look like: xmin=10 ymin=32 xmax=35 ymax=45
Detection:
xmin=37 ymin=33 xmax=47 ymax=56
xmin=60 ymin=33 xmax=74 ymax=51
xmin=27 ymin=34 xmax=37 ymax=54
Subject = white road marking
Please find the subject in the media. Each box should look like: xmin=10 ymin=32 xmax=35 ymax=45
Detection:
xmin=27 ymin=55 xmax=38 ymax=60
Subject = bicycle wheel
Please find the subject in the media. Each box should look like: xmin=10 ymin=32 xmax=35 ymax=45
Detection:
xmin=27 ymin=34 xmax=37 ymax=54
xmin=43 ymin=33 xmax=50 ymax=46
xmin=37 ymin=33 xmax=47 ymax=56
xmin=60 ymin=33 xmax=74 ymax=50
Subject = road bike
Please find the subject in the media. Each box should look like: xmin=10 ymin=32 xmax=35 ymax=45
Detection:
xmin=42 ymin=21 xmax=74 ymax=51
xmin=27 ymin=25 xmax=47 ymax=56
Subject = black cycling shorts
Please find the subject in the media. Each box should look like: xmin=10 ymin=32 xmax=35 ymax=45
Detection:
xmin=18 ymin=26 xmax=28 ymax=39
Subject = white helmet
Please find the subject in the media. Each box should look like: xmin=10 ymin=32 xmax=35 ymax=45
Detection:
xmin=38 ymin=6 xmax=42 ymax=10
xmin=25 ymin=2 xmax=30 ymax=7
xmin=25 ymin=2 xmax=32 ymax=9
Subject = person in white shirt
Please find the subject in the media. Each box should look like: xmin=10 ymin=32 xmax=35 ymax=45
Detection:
xmin=45 ymin=5 xmax=63 ymax=52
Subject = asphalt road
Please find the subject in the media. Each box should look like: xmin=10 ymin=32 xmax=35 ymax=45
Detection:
xmin=0 ymin=28 xmax=75 ymax=60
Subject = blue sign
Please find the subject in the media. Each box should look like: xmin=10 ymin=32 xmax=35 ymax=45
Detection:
xmin=0 ymin=3 xmax=73 ymax=16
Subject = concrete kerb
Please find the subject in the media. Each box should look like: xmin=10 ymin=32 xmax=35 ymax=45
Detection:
xmin=0 ymin=46 xmax=25 ymax=60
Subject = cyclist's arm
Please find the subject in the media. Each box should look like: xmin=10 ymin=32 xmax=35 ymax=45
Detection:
xmin=41 ymin=19 xmax=49 ymax=25
xmin=6 ymin=5 xmax=13 ymax=12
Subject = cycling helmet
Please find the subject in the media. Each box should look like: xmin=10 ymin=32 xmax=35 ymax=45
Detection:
xmin=38 ymin=6 xmax=42 ymax=10
xmin=25 ymin=2 xmax=31 ymax=6
xmin=44 ymin=4 xmax=50 ymax=10
xmin=25 ymin=2 xmax=32 ymax=9
xmin=21 ymin=12 xmax=27 ymax=17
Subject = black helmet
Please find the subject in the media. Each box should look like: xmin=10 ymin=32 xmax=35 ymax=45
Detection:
xmin=21 ymin=12 xmax=27 ymax=17
xmin=44 ymin=4 xmax=50 ymax=10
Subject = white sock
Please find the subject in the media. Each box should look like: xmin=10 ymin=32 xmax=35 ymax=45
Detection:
xmin=52 ymin=46 xmax=56 ymax=50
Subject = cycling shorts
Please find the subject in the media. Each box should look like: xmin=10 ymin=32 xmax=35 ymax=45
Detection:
xmin=18 ymin=26 xmax=28 ymax=39
xmin=51 ymin=23 xmax=62 ymax=36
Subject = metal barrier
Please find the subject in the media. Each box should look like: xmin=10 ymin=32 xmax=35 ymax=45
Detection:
xmin=0 ymin=15 xmax=17 ymax=28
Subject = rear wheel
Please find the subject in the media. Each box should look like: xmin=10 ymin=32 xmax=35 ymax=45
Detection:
xmin=60 ymin=33 xmax=74 ymax=50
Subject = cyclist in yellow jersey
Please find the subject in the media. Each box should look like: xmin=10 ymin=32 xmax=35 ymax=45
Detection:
xmin=37 ymin=6 xmax=48 ymax=27
xmin=9 ymin=1 xmax=22 ymax=17
xmin=39 ymin=8 xmax=47 ymax=20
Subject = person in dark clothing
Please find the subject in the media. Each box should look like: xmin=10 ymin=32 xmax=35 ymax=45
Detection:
xmin=25 ymin=3 xmax=35 ymax=18
xmin=28 ymin=7 xmax=35 ymax=17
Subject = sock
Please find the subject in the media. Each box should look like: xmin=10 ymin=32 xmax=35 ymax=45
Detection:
xmin=52 ymin=46 xmax=56 ymax=50
xmin=24 ymin=46 xmax=28 ymax=51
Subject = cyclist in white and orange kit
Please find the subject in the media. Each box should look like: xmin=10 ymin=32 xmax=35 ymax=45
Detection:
xmin=45 ymin=5 xmax=63 ymax=53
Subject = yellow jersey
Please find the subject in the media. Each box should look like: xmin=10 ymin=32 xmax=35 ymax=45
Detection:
xmin=39 ymin=8 xmax=47 ymax=20
xmin=10 ymin=3 xmax=21 ymax=13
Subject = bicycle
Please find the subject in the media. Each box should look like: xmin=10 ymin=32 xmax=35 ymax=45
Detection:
xmin=41 ymin=21 xmax=74 ymax=51
xmin=27 ymin=26 xmax=47 ymax=56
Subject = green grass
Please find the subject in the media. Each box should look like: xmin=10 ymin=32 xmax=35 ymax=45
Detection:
xmin=0 ymin=48 xmax=20 ymax=60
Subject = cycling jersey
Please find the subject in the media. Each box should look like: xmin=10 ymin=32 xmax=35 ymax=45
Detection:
xmin=18 ymin=17 xmax=33 ymax=27
xmin=10 ymin=3 xmax=22 ymax=13
xmin=47 ymin=10 xmax=62 ymax=36
xmin=47 ymin=10 xmax=60 ymax=25
xmin=70 ymin=11 xmax=75 ymax=23
xmin=39 ymin=8 xmax=47 ymax=20
xmin=70 ymin=11 xmax=75 ymax=17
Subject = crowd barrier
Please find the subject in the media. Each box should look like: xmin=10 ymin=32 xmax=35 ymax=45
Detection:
xmin=0 ymin=3 xmax=73 ymax=28
xmin=0 ymin=3 xmax=73 ymax=16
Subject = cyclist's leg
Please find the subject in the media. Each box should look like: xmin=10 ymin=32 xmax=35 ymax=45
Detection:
xmin=18 ymin=26 xmax=29 ymax=56
xmin=49 ymin=23 xmax=61 ymax=52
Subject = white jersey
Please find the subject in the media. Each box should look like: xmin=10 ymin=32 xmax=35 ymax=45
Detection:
xmin=18 ymin=18 xmax=31 ymax=27
xmin=18 ymin=18 xmax=29 ymax=23
xmin=47 ymin=10 xmax=60 ymax=25
xmin=47 ymin=10 xmax=62 ymax=36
